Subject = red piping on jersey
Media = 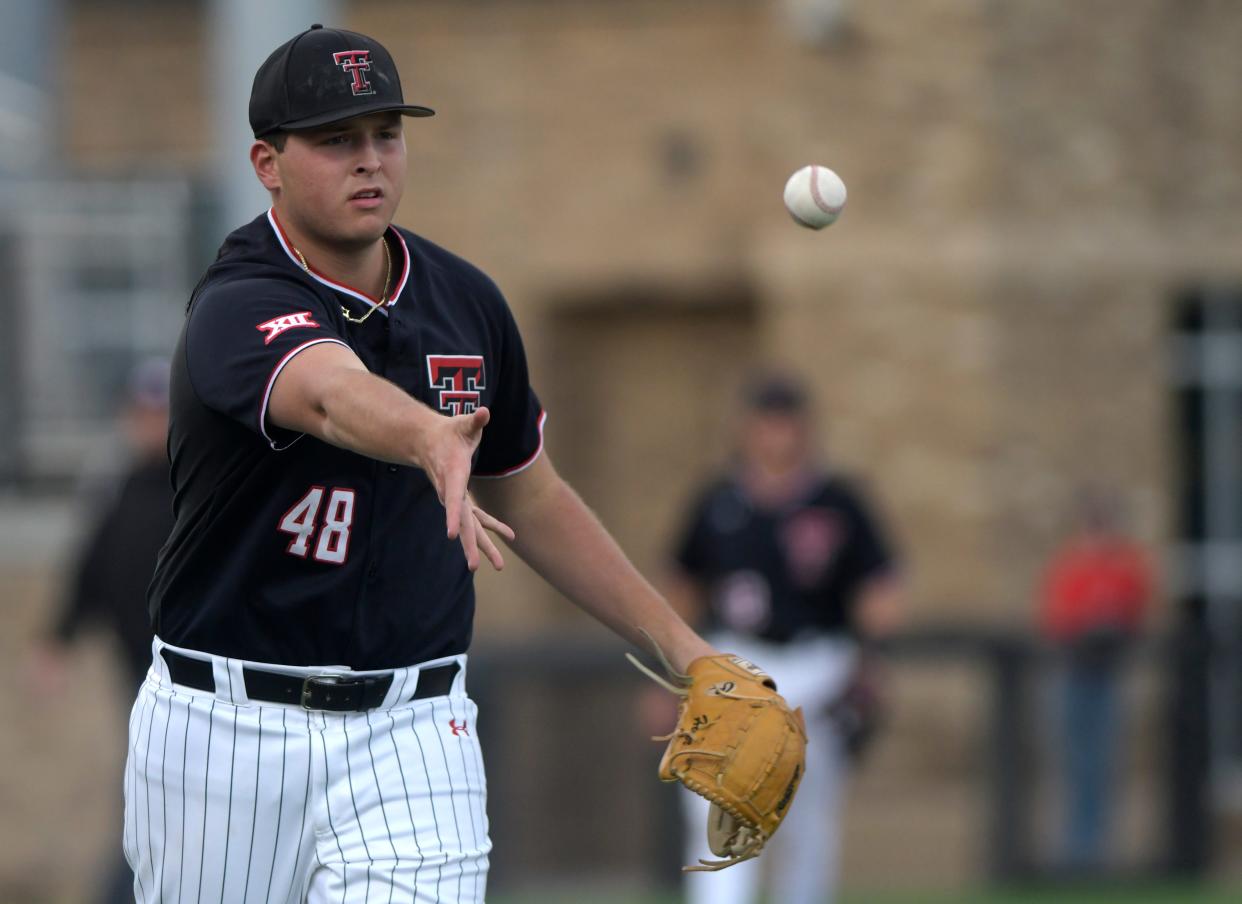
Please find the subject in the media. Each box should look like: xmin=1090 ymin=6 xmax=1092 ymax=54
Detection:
xmin=266 ymin=208 xmax=411 ymax=311
xmin=474 ymin=409 xmax=548 ymax=479
xmin=260 ymin=337 xmax=352 ymax=450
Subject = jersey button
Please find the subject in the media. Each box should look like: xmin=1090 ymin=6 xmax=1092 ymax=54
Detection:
xmin=387 ymin=464 xmax=398 ymax=473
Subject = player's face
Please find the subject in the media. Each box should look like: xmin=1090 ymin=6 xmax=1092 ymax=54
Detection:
xmin=266 ymin=112 xmax=407 ymax=249
xmin=740 ymin=411 xmax=811 ymax=473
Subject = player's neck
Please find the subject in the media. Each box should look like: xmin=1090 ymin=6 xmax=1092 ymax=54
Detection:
xmin=742 ymin=463 xmax=815 ymax=508
xmin=275 ymin=210 xmax=391 ymax=301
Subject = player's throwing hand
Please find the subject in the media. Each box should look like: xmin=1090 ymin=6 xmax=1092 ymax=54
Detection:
xmin=469 ymin=499 xmax=516 ymax=571
xmin=417 ymin=406 xmax=515 ymax=570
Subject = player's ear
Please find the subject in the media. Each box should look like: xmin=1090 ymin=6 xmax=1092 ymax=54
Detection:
xmin=250 ymin=140 xmax=282 ymax=193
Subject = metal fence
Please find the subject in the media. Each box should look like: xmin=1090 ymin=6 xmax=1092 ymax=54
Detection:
xmin=467 ymin=625 xmax=1220 ymax=895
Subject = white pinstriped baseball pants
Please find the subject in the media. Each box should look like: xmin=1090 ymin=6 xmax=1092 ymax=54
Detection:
xmin=123 ymin=638 xmax=490 ymax=904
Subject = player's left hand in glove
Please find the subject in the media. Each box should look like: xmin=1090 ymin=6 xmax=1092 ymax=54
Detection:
xmin=828 ymin=654 xmax=885 ymax=760
xmin=628 ymin=638 xmax=807 ymax=871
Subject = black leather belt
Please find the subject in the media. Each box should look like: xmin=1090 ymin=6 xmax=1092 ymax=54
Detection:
xmin=160 ymin=648 xmax=459 ymax=712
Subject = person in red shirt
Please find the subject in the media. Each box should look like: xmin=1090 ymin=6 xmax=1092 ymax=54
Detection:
xmin=1038 ymin=490 xmax=1152 ymax=871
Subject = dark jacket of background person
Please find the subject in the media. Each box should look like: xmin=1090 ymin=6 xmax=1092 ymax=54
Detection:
xmin=49 ymin=456 xmax=173 ymax=686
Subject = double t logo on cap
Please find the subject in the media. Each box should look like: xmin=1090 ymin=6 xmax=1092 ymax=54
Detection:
xmin=333 ymin=50 xmax=376 ymax=97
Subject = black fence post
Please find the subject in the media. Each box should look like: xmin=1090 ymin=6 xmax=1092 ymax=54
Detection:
xmin=1167 ymin=616 xmax=1212 ymax=875
xmin=988 ymin=636 xmax=1033 ymax=881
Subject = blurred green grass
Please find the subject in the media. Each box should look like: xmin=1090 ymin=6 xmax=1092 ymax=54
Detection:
xmin=489 ymin=885 xmax=1240 ymax=904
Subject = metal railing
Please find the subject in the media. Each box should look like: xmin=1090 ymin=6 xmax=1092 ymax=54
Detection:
xmin=467 ymin=622 xmax=1220 ymax=892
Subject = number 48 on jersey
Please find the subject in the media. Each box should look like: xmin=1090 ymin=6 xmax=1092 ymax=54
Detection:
xmin=279 ymin=486 xmax=356 ymax=564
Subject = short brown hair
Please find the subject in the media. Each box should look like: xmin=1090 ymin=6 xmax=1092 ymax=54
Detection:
xmin=265 ymin=131 xmax=288 ymax=152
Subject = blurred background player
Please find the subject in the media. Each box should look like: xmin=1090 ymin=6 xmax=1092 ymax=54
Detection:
xmin=29 ymin=357 xmax=171 ymax=692
xmin=1039 ymin=489 xmax=1153 ymax=873
xmin=26 ymin=357 xmax=172 ymax=904
xmin=666 ymin=372 xmax=903 ymax=904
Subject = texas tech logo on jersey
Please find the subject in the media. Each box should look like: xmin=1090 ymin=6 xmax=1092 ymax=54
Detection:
xmin=256 ymin=311 xmax=320 ymax=345
xmin=332 ymin=50 xmax=375 ymax=96
xmin=426 ymin=355 xmax=486 ymax=415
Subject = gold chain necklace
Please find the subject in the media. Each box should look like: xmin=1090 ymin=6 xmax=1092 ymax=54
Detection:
xmin=290 ymin=236 xmax=392 ymax=325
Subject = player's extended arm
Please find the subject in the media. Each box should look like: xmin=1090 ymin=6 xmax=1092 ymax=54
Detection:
xmin=268 ymin=341 xmax=513 ymax=571
xmin=470 ymin=452 xmax=715 ymax=672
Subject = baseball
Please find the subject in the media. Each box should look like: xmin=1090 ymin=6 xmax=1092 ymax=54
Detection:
xmin=783 ymin=165 xmax=847 ymax=229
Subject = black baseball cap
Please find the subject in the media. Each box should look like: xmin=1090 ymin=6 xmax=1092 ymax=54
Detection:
xmin=744 ymin=373 xmax=810 ymax=414
xmin=249 ymin=24 xmax=435 ymax=139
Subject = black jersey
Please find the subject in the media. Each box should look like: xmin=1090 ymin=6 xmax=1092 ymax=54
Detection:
xmin=149 ymin=210 xmax=544 ymax=669
xmin=674 ymin=474 xmax=894 ymax=642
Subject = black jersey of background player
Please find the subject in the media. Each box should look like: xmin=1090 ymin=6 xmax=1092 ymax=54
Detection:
xmin=148 ymin=210 xmax=545 ymax=669
xmin=674 ymin=474 xmax=895 ymax=642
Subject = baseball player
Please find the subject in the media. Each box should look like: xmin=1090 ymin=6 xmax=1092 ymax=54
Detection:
xmin=123 ymin=24 xmax=728 ymax=904
xmin=668 ymin=374 xmax=903 ymax=904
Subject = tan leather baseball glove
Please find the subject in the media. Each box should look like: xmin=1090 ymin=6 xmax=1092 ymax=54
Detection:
xmin=629 ymin=642 xmax=807 ymax=871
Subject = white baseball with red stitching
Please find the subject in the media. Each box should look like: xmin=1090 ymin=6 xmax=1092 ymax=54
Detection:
xmin=783 ymin=165 xmax=847 ymax=229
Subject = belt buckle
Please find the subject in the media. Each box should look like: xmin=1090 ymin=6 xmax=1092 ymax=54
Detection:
xmin=302 ymin=673 xmax=351 ymax=710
